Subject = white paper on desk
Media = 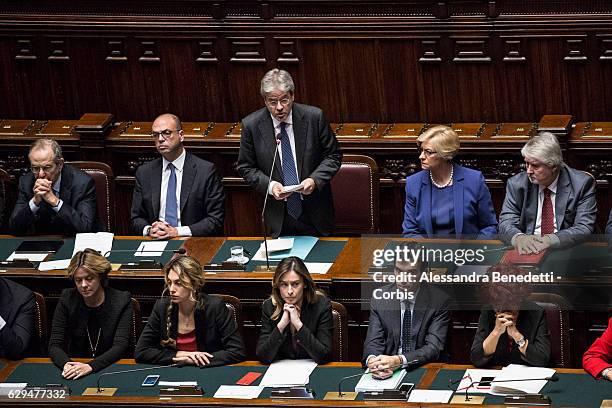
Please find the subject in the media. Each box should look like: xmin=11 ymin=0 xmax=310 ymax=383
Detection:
xmin=252 ymin=238 xmax=294 ymax=261
xmin=0 ymin=383 xmax=27 ymax=396
xmin=73 ymin=232 xmax=114 ymax=257
xmin=490 ymin=364 xmax=555 ymax=396
xmin=158 ymin=381 xmax=197 ymax=387
xmin=6 ymin=252 xmax=49 ymax=262
xmin=259 ymin=359 xmax=317 ymax=387
xmin=135 ymin=241 xmax=168 ymax=257
xmin=304 ymin=262 xmax=333 ymax=274
xmin=456 ymin=368 xmax=502 ymax=394
xmin=213 ymin=385 xmax=264 ymax=399
xmin=281 ymin=184 xmax=303 ymax=194
xmin=38 ymin=259 xmax=71 ymax=271
xmin=408 ymin=389 xmax=454 ymax=403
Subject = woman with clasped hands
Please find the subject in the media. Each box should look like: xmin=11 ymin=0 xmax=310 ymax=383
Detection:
xmin=135 ymin=255 xmax=245 ymax=367
xmin=256 ymin=256 xmax=333 ymax=364
xmin=49 ymin=249 xmax=133 ymax=380
xmin=470 ymin=264 xmax=551 ymax=367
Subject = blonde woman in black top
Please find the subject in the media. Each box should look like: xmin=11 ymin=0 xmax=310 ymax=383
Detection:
xmin=49 ymin=249 xmax=132 ymax=379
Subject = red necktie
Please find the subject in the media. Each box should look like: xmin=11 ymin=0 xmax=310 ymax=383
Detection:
xmin=541 ymin=188 xmax=554 ymax=235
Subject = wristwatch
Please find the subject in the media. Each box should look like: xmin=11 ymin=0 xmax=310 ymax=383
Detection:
xmin=601 ymin=367 xmax=612 ymax=380
xmin=515 ymin=337 xmax=526 ymax=348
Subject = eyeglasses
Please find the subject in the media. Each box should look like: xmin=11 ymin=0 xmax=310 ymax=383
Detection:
xmin=418 ymin=148 xmax=437 ymax=157
xmin=150 ymin=129 xmax=179 ymax=139
xmin=265 ymin=97 xmax=292 ymax=107
xmin=31 ymin=163 xmax=57 ymax=174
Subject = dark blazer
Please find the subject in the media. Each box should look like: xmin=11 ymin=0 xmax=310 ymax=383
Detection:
xmin=256 ymin=295 xmax=333 ymax=364
xmin=0 ymin=277 xmax=36 ymax=359
xmin=498 ymin=164 xmax=597 ymax=247
xmin=470 ymin=300 xmax=551 ymax=368
xmin=130 ymin=152 xmax=225 ymax=236
xmin=402 ymin=164 xmax=498 ymax=238
xmin=135 ymin=293 xmax=245 ymax=367
xmin=48 ymin=287 xmax=132 ymax=373
xmin=237 ymin=103 xmax=342 ymax=237
xmin=606 ymin=209 xmax=612 ymax=234
xmin=362 ymin=283 xmax=450 ymax=367
xmin=9 ymin=164 xmax=101 ymax=235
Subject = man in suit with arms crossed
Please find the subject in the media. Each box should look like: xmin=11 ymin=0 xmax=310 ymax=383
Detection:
xmin=498 ymin=132 xmax=597 ymax=254
xmin=131 ymin=113 xmax=224 ymax=238
xmin=363 ymin=248 xmax=450 ymax=379
xmin=9 ymin=138 xmax=101 ymax=235
xmin=237 ymin=69 xmax=342 ymax=237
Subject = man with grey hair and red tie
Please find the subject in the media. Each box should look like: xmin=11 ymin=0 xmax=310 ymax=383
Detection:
xmin=237 ymin=69 xmax=342 ymax=237
xmin=499 ymin=132 xmax=596 ymax=254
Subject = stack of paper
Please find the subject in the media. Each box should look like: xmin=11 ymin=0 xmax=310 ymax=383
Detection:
xmin=73 ymin=232 xmax=114 ymax=256
xmin=490 ymin=364 xmax=555 ymax=396
xmin=355 ymin=369 xmax=406 ymax=392
xmin=252 ymin=236 xmax=318 ymax=261
xmin=259 ymin=359 xmax=317 ymax=387
xmin=456 ymin=368 xmax=502 ymax=394
xmin=213 ymin=385 xmax=264 ymax=399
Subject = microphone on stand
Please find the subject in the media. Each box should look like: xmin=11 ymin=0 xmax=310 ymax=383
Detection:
xmin=456 ymin=374 xmax=558 ymax=402
xmin=256 ymin=135 xmax=282 ymax=273
xmin=96 ymin=363 xmax=179 ymax=393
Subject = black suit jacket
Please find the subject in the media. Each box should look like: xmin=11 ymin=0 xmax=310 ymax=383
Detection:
xmin=606 ymin=209 xmax=612 ymax=234
xmin=48 ymin=287 xmax=132 ymax=372
xmin=130 ymin=152 xmax=225 ymax=236
xmin=256 ymin=295 xmax=333 ymax=364
xmin=237 ymin=103 xmax=342 ymax=237
xmin=135 ymin=293 xmax=246 ymax=367
xmin=362 ymin=283 xmax=450 ymax=367
xmin=9 ymin=164 xmax=101 ymax=235
xmin=0 ymin=277 xmax=36 ymax=359
xmin=498 ymin=164 xmax=597 ymax=247
xmin=470 ymin=300 xmax=551 ymax=368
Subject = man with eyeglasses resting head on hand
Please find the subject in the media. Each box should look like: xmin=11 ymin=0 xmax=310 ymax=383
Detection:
xmin=131 ymin=113 xmax=224 ymax=239
xmin=237 ymin=69 xmax=342 ymax=237
xmin=9 ymin=138 xmax=101 ymax=235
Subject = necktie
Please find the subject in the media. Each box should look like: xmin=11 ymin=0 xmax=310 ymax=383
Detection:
xmin=541 ymin=188 xmax=554 ymax=235
xmin=165 ymin=163 xmax=178 ymax=227
xmin=401 ymin=300 xmax=412 ymax=354
xmin=279 ymin=122 xmax=302 ymax=220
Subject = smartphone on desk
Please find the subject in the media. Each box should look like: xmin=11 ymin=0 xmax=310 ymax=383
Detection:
xmin=141 ymin=375 xmax=160 ymax=387
xmin=477 ymin=376 xmax=495 ymax=389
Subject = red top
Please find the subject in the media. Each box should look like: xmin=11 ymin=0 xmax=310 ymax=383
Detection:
xmin=176 ymin=329 xmax=197 ymax=352
xmin=583 ymin=317 xmax=612 ymax=378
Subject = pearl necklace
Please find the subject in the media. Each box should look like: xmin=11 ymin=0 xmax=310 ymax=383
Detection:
xmin=430 ymin=165 xmax=453 ymax=188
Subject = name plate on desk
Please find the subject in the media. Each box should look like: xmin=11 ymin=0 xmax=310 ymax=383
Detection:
xmin=159 ymin=385 xmax=204 ymax=397
xmin=204 ymin=262 xmax=245 ymax=272
xmin=270 ymin=387 xmax=315 ymax=399
xmin=119 ymin=260 xmax=162 ymax=271
xmin=0 ymin=259 xmax=36 ymax=269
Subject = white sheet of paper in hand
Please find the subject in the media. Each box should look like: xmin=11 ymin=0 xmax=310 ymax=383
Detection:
xmin=135 ymin=241 xmax=168 ymax=257
xmin=72 ymin=232 xmax=114 ymax=257
xmin=6 ymin=252 xmax=49 ymax=262
xmin=259 ymin=359 xmax=317 ymax=387
xmin=408 ymin=390 xmax=454 ymax=403
xmin=281 ymin=184 xmax=303 ymax=194
xmin=213 ymin=385 xmax=264 ymax=399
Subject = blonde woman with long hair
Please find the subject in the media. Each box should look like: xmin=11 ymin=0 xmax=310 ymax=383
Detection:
xmin=135 ymin=255 xmax=245 ymax=367
xmin=256 ymin=256 xmax=333 ymax=364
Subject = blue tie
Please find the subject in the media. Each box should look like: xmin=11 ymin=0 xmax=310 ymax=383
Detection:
xmin=279 ymin=122 xmax=302 ymax=220
xmin=165 ymin=163 xmax=178 ymax=227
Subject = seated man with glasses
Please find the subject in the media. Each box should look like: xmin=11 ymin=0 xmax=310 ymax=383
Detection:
xmin=130 ymin=113 xmax=224 ymax=238
xmin=237 ymin=68 xmax=342 ymax=237
xmin=9 ymin=138 xmax=101 ymax=235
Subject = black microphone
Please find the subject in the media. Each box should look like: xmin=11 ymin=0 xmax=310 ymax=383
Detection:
xmin=456 ymin=375 xmax=557 ymax=402
xmin=96 ymin=363 xmax=179 ymax=393
xmin=258 ymin=135 xmax=282 ymax=272
xmin=336 ymin=358 xmax=420 ymax=397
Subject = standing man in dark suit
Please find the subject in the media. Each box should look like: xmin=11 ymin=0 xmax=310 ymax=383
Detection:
xmin=131 ymin=113 xmax=224 ymax=238
xmin=499 ymin=132 xmax=597 ymax=254
xmin=363 ymin=250 xmax=450 ymax=378
xmin=606 ymin=209 xmax=612 ymax=235
xmin=9 ymin=138 xmax=101 ymax=235
xmin=237 ymin=69 xmax=342 ymax=237
xmin=0 ymin=277 xmax=36 ymax=359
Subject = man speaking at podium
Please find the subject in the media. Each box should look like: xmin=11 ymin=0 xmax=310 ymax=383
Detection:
xmin=237 ymin=69 xmax=342 ymax=237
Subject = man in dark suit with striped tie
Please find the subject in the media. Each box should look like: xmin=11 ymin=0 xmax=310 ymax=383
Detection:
xmin=237 ymin=69 xmax=342 ymax=237
xmin=9 ymin=138 xmax=101 ymax=235
xmin=363 ymin=250 xmax=450 ymax=379
xmin=130 ymin=113 xmax=224 ymax=238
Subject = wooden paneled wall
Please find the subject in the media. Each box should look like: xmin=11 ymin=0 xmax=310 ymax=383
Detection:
xmin=2 ymin=1 xmax=612 ymax=123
